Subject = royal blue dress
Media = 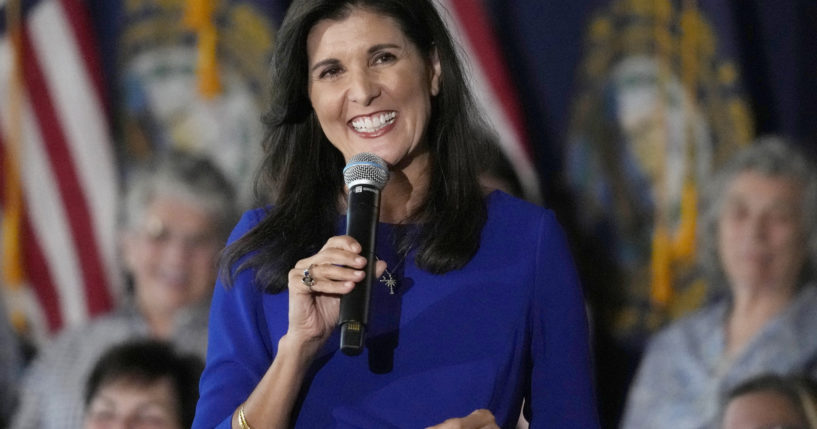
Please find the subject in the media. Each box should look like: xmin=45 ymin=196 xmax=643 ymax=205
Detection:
xmin=193 ymin=191 xmax=599 ymax=428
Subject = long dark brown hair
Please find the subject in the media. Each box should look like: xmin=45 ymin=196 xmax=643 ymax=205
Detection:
xmin=220 ymin=0 xmax=491 ymax=293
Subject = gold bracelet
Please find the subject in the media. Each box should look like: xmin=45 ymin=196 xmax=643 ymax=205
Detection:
xmin=237 ymin=404 xmax=253 ymax=429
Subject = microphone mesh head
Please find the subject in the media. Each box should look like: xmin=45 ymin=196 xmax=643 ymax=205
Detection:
xmin=343 ymin=153 xmax=389 ymax=190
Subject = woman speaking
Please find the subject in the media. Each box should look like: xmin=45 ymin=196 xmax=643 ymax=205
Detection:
xmin=192 ymin=1 xmax=599 ymax=427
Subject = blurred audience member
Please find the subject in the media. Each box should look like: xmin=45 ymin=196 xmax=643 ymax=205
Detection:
xmin=1 ymin=290 xmax=23 ymax=427
xmin=83 ymin=339 xmax=203 ymax=429
xmin=12 ymin=150 xmax=235 ymax=429
xmin=721 ymin=373 xmax=817 ymax=429
xmin=621 ymin=137 xmax=817 ymax=428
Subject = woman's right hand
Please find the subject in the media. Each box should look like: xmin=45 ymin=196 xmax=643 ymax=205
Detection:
xmin=233 ymin=236 xmax=386 ymax=429
xmin=285 ymin=235 xmax=386 ymax=355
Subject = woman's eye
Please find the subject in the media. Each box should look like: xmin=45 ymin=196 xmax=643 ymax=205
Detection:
xmin=88 ymin=409 xmax=117 ymax=423
xmin=318 ymin=66 xmax=342 ymax=79
xmin=133 ymin=413 xmax=171 ymax=428
xmin=372 ymin=52 xmax=396 ymax=65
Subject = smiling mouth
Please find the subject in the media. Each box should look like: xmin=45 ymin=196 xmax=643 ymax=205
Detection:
xmin=350 ymin=111 xmax=396 ymax=133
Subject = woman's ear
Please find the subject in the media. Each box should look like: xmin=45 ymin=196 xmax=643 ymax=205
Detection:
xmin=429 ymin=46 xmax=441 ymax=96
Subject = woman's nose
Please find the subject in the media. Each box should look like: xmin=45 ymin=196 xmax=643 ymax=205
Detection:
xmin=156 ymin=234 xmax=197 ymax=266
xmin=746 ymin=214 xmax=768 ymax=240
xmin=347 ymin=69 xmax=380 ymax=105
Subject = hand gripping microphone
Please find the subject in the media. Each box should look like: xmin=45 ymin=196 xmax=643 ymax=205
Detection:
xmin=339 ymin=153 xmax=389 ymax=355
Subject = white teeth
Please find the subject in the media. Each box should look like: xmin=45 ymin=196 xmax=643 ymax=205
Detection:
xmin=351 ymin=112 xmax=396 ymax=133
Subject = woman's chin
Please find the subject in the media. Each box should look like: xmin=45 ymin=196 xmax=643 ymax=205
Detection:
xmin=731 ymin=275 xmax=793 ymax=293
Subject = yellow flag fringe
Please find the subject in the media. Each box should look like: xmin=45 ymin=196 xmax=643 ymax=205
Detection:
xmin=648 ymin=0 xmax=701 ymax=309
xmin=184 ymin=0 xmax=222 ymax=97
xmin=650 ymin=225 xmax=673 ymax=306
xmin=2 ymin=0 xmax=26 ymax=288
xmin=2 ymin=0 xmax=33 ymax=335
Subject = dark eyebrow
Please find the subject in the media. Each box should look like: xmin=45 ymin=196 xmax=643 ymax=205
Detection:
xmin=368 ymin=43 xmax=401 ymax=54
xmin=309 ymin=43 xmax=402 ymax=74
xmin=310 ymin=58 xmax=340 ymax=74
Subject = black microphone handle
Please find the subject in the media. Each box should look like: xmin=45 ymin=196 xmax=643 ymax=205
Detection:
xmin=339 ymin=184 xmax=380 ymax=355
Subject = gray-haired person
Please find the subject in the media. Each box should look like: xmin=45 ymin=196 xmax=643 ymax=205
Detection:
xmin=622 ymin=136 xmax=817 ymax=429
xmin=12 ymin=150 xmax=236 ymax=429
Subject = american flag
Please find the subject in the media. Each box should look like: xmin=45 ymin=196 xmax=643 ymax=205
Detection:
xmin=0 ymin=0 xmax=119 ymax=342
xmin=436 ymin=0 xmax=541 ymax=203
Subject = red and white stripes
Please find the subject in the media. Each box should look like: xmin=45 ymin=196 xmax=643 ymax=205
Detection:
xmin=436 ymin=0 xmax=541 ymax=203
xmin=1 ymin=0 xmax=119 ymax=338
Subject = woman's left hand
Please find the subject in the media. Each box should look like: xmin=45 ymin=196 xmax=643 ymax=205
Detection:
xmin=425 ymin=409 xmax=499 ymax=429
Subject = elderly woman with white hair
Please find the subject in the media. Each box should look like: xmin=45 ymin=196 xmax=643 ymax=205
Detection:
xmin=12 ymin=150 xmax=236 ymax=429
xmin=621 ymin=136 xmax=817 ymax=429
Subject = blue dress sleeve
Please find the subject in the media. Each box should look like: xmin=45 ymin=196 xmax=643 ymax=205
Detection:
xmin=192 ymin=210 xmax=276 ymax=429
xmin=527 ymin=211 xmax=600 ymax=428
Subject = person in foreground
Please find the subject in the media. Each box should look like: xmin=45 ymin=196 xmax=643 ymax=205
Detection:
xmin=720 ymin=373 xmax=817 ymax=429
xmin=12 ymin=151 xmax=235 ymax=429
xmin=83 ymin=339 xmax=203 ymax=429
xmin=621 ymin=137 xmax=817 ymax=429
xmin=192 ymin=0 xmax=599 ymax=428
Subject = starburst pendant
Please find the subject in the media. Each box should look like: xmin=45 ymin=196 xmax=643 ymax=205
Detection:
xmin=379 ymin=272 xmax=397 ymax=294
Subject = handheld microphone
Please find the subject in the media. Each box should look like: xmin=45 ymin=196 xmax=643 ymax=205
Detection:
xmin=339 ymin=153 xmax=389 ymax=355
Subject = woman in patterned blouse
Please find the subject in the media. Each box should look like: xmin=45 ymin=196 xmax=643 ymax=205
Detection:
xmin=622 ymin=136 xmax=817 ymax=429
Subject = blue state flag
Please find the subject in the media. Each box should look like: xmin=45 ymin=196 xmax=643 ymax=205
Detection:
xmin=88 ymin=0 xmax=290 ymax=208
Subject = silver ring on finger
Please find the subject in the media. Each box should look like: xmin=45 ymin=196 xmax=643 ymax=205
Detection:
xmin=302 ymin=264 xmax=316 ymax=290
